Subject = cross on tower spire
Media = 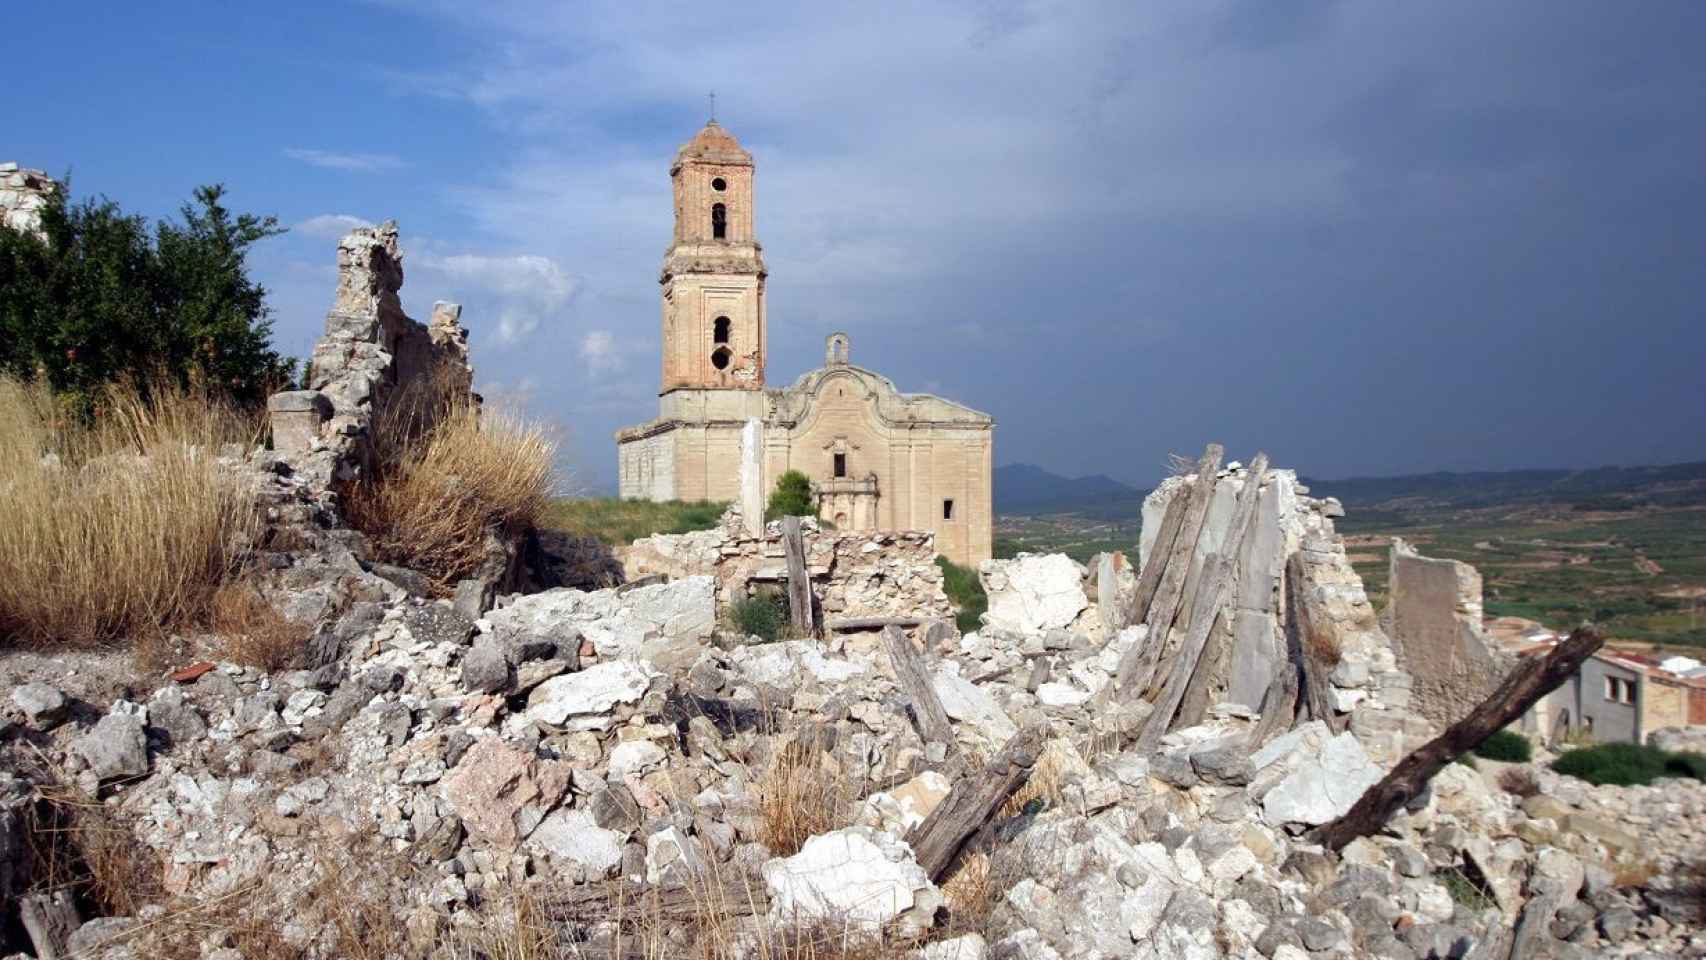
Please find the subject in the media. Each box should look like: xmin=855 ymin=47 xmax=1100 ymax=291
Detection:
xmin=708 ymin=91 xmax=717 ymax=123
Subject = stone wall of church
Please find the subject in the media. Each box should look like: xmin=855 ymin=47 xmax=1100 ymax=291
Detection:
xmin=617 ymin=428 xmax=679 ymax=501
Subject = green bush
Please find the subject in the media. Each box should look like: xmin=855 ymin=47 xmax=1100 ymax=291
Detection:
xmin=1552 ymin=742 xmax=1706 ymax=787
xmin=1473 ymin=729 xmax=1533 ymax=763
xmin=730 ymin=589 xmax=787 ymax=643
xmin=0 ymin=182 xmax=292 ymax=411
xmin=935 ymin=555 xmax=987 ymax=634
xmin=1665 ymin=751 xmax=1706 ymax=781
xmin=765 ymin=470 xmax=816 ymax=521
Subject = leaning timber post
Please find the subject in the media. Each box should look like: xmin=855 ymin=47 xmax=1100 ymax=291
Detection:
xmin=1112 ymin=443 xmax=1225 ymax=698
xmin=781 ymin=515 xmax=816 ymax=636
xmin=1307 ymin=627 xmax=1604 ymax=853
xmin=907 ymin=723 xmax=1048 ymax=880
xmin=882 ymin=624 xmax=956 ymax=751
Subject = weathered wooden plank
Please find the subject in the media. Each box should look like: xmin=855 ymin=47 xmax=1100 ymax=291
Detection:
xmin=1173 ymin=607 xmax=1228 ymax=731
xmin=1307 ymin=627 xmax=1604 ymax=852
xmin=1245 ymin=659 xmax=1300 ymax=750
xmin=1025 ymin=657 xmax=1053 ymax=694
xmin=906 ymin=723 xmax=1048 ymax=880
xmin=883 ymin=624 xmax=955 ymax=749
xmin=781 ymin=516 xmax=816 ymax=637
xmin=1285 ymin=553 xmax=1344 ymax=733
xmin=1113 ymin=443 xmax=1225 ymax=698
xmin=1124 ymin=486 xmax=1188 ymax=625
xmin=1132 ymin=455 xmax=1267 ymax=751
xmin=825 ymin=616 xmax=929 ymax=632
xmin=19 ymin=891 xmax=78 ymax=960
xmin=543 ymin=873 xmax=769 ymax=923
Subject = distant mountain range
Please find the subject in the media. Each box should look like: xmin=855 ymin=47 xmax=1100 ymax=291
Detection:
xmin=995 ymin=460 xmax=1706 ymax=519
xmin=994 ymin=464 xmax=1145 ymax=517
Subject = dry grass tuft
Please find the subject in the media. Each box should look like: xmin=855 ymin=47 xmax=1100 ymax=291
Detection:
xmin=1497 ymin=765 xmax=1541 ymax=799
xmin=24 ymin=763 xmax=165 ymax=919
xmin=345 ymin=396 xmax=556 ymax=591
xmin=0 ymin=376 xmax=259 ymax=654
xmin=1000 ymin=741 xmax=1072 ymax=819
xmin=208 ymin=581 xmax=310 ymax=672
xmin=757 ymin=745 xmax=856 ymax=858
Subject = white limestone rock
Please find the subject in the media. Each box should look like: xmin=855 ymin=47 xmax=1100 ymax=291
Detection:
xmin=488 ymin=576 xmax=715 ymax=668
xmin=978 ymin=554 xmax=1088 ymax=634
xmin=1260 ymin=730 xmax=1384 ymax=826
xmin=931 ymin=663 xmax=1017 ymax=742
xmin=607 ymin=739 xmax=667 ymax=779
xmin=529 ymin=809 xmax=624 ymax=877
xmin=527 ymin=660 xmax=656 ymax=731
xmin=762 ymin=826 xmax=943 ymax=937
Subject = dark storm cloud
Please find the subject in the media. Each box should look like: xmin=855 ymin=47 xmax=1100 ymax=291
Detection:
xmin=370 ymin=0 xmax=1706 ymax=488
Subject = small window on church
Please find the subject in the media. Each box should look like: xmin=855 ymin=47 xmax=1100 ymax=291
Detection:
xmin=712 ymin=177 xmax=727 ymax=192
xmin=713 ymin=316 xmax=730 ymax=344
xmin=711 ymin=346 xmax=731 ymax=370
xmin=834 ymin=453 xmax=847 ymax=478
xmin=712 ymin=203 xmax=727 ymax=239
xmin=943 ymin=499 xmax=955 ymax=521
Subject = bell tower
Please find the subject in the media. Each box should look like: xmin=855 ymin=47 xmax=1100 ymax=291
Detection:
xmin=659 ymin=120 xmax=767 ymax=393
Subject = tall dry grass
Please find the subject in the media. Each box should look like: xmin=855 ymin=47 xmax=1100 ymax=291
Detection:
xmin=0 ymin=376 xmax=259 ymax=651
xmin=345 ymin=392 xmax=557 ymax=591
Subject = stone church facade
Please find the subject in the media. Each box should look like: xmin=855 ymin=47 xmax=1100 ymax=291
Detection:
xmin=616 ymin=122 xmax=994 ymax=564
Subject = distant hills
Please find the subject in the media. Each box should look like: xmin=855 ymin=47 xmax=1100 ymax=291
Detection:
xmin=996 ymin=460 xmax=1706 ymax=520
xmin=994 ymin=464 xmax=1144 ymax=518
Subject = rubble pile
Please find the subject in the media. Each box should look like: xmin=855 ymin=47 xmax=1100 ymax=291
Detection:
xmin=3 ymin=453 xmax=1704 ymax=959
xmin=623 ymin=509 xmax=955 ymax=626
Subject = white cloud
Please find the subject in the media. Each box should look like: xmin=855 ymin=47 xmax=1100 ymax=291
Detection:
xmin=284 ymin=148 xmax=408 ymax=172
xmin=411 ymin=251 xmax=577 ymax=346
xmin=294 ymin=213 xmax=374 ymax=239
xmin=579 ymin=329 xmax=641 ymax=374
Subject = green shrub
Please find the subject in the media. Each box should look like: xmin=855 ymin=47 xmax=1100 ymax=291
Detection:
xmin=1665 ymin=751 xmax=1706 ymax=781
xmin=0 ymin=182 xmax=292 ymax=411
xmin=765 ymin=470 xmax=816 ymax=521
xmin=1552 ymin=742 xmax=1706 ymax=787
xmin=540 ymin=498 xmax=725 ymax=545
xmin=935 ymin=555 xmax=987 ymax=634
xmin=1437 ymin=867 xmax=1495 ymax=911
xmin=1473 ymin=729 xmax=1533 ymax=763
xmin=730 ymin=589 xmax=787 ymax=643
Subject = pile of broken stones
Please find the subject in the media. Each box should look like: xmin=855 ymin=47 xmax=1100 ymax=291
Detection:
xmin=3 ymin=546 xmax=1704 ymax=959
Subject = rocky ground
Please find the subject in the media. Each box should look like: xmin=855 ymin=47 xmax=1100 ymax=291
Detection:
xmin=2 ymin=551 xmax=1703 ymax=959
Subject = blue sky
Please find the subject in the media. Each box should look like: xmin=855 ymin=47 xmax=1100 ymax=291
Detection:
xmin=14 ymin=0 xmax=1706 ymax=492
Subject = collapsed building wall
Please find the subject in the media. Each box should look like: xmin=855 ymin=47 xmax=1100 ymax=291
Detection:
xmin=267 ymin=221 xmax=473 ymax=493
xmin=1120 ymin=462 xmax=1423 ymax=762
xmin=621 ymin=509 xmax=954 ymax=626
xmin=0 ymin=163 xmax=55 ymax=238
xmin=1382 ymin=537 xmax=1513 ymax=731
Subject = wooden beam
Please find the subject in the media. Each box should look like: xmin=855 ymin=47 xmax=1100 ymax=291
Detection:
xmin=1307 ymin=627 xmax=1604 ymax=852
xmin=1124 ymin=485 xmax=1188 ymax=625
xmin=1112 ymin=443 xmax=1225 ymax=698
xmin=906 ymin=723 xmax=1047 ymax=880
xmin=1245 ymin=659 xmax=1300 ymax=750
xmin=883 ymin=624 xmax=956 ymax=750
xmin=825 ymin=616 xmax=929 ymax=632
xmin=781 ymin=516 xmax=816 ymax=637
xmin=19 ymin=891 xmax=78 ymax=960
xmin=1131 ymin=455 xmax=1267 ymax=752
xmin=543 ymin=873 xmax=768 ymax=923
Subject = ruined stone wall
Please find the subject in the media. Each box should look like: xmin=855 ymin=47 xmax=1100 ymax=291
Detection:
xmin=267 ymin=221 xmax=472 ymax=493
xmin=1382 ymin=537 xmax=1513 ymax=731
xmin=0 ymin=163 xmax=55 ymax=238
xmin=621 ymin=510 xmax=953 ymax=625
xmin=1137 ymin=464 xmax=1423 ymax=763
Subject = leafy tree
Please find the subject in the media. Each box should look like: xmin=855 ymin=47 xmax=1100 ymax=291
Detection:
xmin=0 ymin=181 xmax=291 ymax=411
xmin=765 ymin=469 xmax=816 ymax=521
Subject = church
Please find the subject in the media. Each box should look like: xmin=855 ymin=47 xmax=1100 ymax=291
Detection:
xmin=615 ymin=121 xmax=995 ymax=564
